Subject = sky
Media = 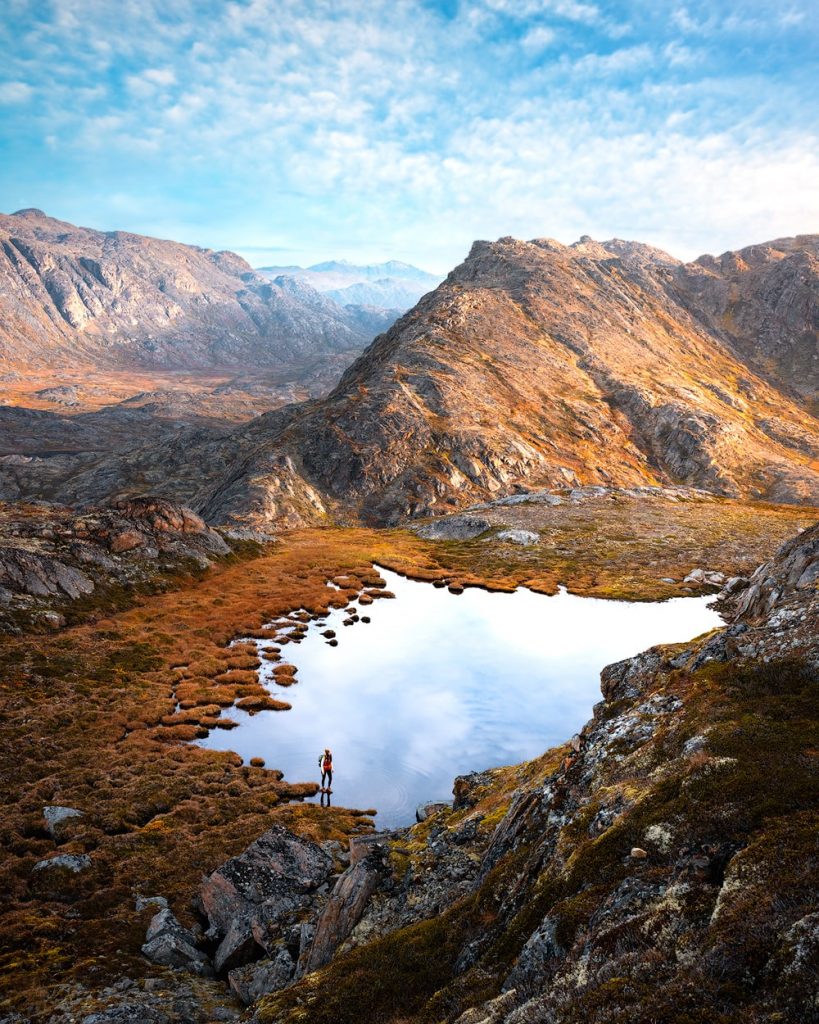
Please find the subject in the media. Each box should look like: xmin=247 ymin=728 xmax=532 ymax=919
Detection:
xmin=0 ymin=1 xmax=817 ymax=273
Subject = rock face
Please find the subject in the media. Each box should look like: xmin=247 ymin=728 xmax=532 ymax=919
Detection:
xmin=719 ymin=521 xmax=819 ymax=625
xmin=0 ymin=495 xmax=232 ymax=631
xmin=253 ymin=519 xmax=819 ymax=1024
xmin=300 ymin=835 xmax=391 ymax=973
xmin=673 ymin=235 xmax=819 ymax=403
xmin=199 ymin=825 xmax=333 ymax=979
xmin=11 ymin=233 xmax=818 ymax=527
xmin=0 ymin=208 xmax=384 ymax=372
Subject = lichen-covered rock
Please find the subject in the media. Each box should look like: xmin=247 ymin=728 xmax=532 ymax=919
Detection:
xmin=141 ymin=908 xmax=213 ymax=977
xmin=414 ymin=516 xmax=491 ymax=541
xmin=32 ymin=853 xmax=91 ymax=874
xmin=43 ymin=804 xmax=83 ymax=839
xmin=201 ymin=825 xmax=332 ymax=971
xmin=229 ymin=946 xmax=295 ymax=1004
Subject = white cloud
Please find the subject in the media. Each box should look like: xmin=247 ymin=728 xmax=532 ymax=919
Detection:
xmin=522 ymin=25 xmax=558 ymax=52
xmin=1 ymin=0 xmax=816 ymax=270
xmin=0 ymin=81 xmax=33 ymax=103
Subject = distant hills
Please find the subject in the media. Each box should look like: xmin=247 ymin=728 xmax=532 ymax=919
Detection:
xmin=0 ymin=209 xmax=394 ymax=372
xmin=256 ymin=258 xmax=441 ymax=311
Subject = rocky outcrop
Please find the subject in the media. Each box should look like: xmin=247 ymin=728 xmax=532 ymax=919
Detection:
xmin=0 ymin=496 xmax=234 ymax=631
xmin=0 ymin=208 xmax=384 ymax=372
xmin=719 ymin=521 xmax=819 ymax=624
xmin=199 ymin=826 xmax=333 ymax=980
xmin=673 ymin=235 xmax=819 ymax=404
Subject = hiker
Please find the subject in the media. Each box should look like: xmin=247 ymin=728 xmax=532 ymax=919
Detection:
xmin=319 ymin=748 xmax=333 ymax=793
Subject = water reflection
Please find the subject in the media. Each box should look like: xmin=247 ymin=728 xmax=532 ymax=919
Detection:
xmin=197 ymin=567 xmax=722 ymax=828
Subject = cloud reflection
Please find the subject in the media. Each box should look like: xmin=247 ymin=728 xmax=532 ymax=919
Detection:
xmin=197 ymin=568 xmax=722 ymax=827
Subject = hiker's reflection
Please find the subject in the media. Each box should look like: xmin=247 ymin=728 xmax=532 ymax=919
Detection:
xmin=320 ymin=790 xmax=332 ymax=808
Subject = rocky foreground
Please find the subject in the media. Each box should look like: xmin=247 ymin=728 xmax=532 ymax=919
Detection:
xmin=16 ymin=519 xmax=813 ymax=1024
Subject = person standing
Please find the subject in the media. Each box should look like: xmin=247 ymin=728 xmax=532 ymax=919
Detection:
xmin=319 ymin=748 xmax=333 ymax=793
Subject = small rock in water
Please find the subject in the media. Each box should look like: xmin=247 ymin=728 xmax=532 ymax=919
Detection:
xmin=415 ymin=801 xmax=451 ymax=822
xmin=327 ymin=639 xmax=338 ymax=647
xmin=360 ymin=615 xmax=371 ymax=623
xmin=322 ymin=630 xmax=336 ymax=638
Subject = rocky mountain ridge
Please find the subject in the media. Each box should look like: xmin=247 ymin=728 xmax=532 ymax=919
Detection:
xmin=9 ymin=231 xmax=817 ymax=527
xmin=0 ymin=496 xmax=242 ymax=632
xmin=0 ymin=209 xmax=391 ymax=372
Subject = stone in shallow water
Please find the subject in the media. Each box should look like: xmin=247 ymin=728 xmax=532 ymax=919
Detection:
xmin=416 ymin=801 xmax=451 ymax=822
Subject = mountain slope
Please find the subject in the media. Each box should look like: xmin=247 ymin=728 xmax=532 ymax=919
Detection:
xmin=672 ymin=235 xmax=819 ymax=408
xmin=3 ymin=234 xmax=819 ymax=524
xmin=0 ymin=209 xmax=384 ymax=371
xmin=213 ymin=234 xmax=819 ymax=523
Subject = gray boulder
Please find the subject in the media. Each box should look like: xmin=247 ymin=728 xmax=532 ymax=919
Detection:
xmin=201 ymin=825 xmax=332 ymax=966
xmin=43 ymin=805 xmax=83 ymax=839
xmin=495 ymin=529 xmax=539 ymax=545
xmin=32 ymin=853 xmax=91 ymax=874
xmin=228 ymin=945 xmax=295 ymax=1004
xmin=141 ymin=908 xmax=213 ymax=977
xmin=414 ymin=516 xmax=491 ymax=541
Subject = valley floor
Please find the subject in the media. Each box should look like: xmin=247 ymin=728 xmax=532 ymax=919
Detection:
xmin=0 ymin=494 xmax=816 ymax=1021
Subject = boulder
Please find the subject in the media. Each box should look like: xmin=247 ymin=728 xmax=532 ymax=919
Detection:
xmin=214 ymin=918 xmax=259 ymax=974
xmin=32 ymin=853 xmax=90 ymax=874
xmin=228 ymin=945 xmax=295 ymax=1004
xmin=201 ymin=825 xmax=333 ymax=963
xmin=43 ymin=804 xmax=83 ymax=839
xmin=141 ymin=908 xmax=213 ymax=977
xmin=414 ymin=516 xmax=491 ymax=541
xmin=495 ymin=529 xmax=539 ymax=546
xmin=416 ymin=801 xmax=452 ymax=822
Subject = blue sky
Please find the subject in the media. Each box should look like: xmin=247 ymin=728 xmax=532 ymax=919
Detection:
xmin=1 ymin=0 xmax=817 ymax=272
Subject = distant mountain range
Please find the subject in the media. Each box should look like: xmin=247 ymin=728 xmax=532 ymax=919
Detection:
xmin=0 ymin=209 xmax=394 ymax=372
xmin=6 ymin=232 xmax=818 ymax=525
xmin=256 ymin=258 xmax=441 ymax=311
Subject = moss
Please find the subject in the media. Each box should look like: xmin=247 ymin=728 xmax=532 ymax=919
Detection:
xmin=257 ymin=899 xmax=478 ymax=1024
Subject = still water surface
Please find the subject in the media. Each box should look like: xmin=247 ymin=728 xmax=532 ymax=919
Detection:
xmin=197 ymin=567 xmax=722 ymax=828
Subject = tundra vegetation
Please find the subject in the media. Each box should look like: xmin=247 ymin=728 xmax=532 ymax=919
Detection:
xmin=0 ymin=492 xmax=816 ymax=1021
